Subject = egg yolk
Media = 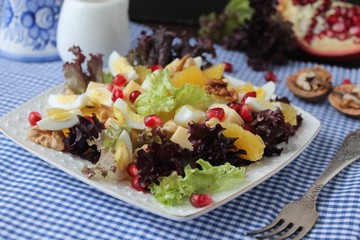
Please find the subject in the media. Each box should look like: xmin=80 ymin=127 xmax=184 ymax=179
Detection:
xmin=57 ymin=95 xmax=78 ymax=104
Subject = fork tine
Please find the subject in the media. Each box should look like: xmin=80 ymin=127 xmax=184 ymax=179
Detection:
xmin=246 ymin=216 xmax=284 ymax=236
xmin=274 ymin=225 xmax=300 ymax=240
xmin=292 ymin=227 xmax=312 ymax=240
xmin=254 ymin=222 xmax=292 ymax=239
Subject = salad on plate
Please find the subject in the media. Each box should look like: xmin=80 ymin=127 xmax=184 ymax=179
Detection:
xmin=27 ymin=35 xmax=303 ymax=207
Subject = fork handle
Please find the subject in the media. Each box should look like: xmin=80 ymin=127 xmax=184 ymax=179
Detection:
xmin=298 ymin=130 xmax=360 ymax=209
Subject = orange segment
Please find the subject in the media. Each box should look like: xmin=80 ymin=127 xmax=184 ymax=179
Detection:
xmin=222 ymin=123 xmax=265 ymax=161
xmin=202 ymin=63 xmax=225 ymax=80
xmin=281 ymin=103 xmax=298 ymax=126
xmin=171 ymin=66 xmax=207 ymax=88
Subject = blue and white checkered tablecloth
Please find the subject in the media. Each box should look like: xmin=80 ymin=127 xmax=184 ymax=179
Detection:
xmin=0 ymin=22 xmax=359 ymax=240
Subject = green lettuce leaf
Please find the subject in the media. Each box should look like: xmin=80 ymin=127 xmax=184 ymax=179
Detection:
xmin=135 ymin=70 xmax=175 ymax=116
xmin=174 ymin=84 xmax=212 ymax=108
xmin=149 ymin=159 xmax=245 ymax=206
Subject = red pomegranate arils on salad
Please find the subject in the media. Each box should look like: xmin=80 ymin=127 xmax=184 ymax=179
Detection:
xmin=190 ymin=193 xmax=213 ymax=208
xmin=129 ymin=90 xmax=142 ymax=103
xmin=149 ymin=65 xmax=163 ymax=72
xmin=131 ymin=176 xmax=146 ymax=192
xmin=227 ymin=102 xmax=243 ymax=115
xmin=28 ymin=111 xmax=42 ymax=126
xmin=127 ymin=163 xmax=139 ymax=177
xmin=106 ymin=84 xmax=115 ymax=92
xmin=144 ymin=114 xmax=163 ymax=128
xmin=113 ymin=74 xmax=127 ymax=87
xmin=206 ymin=108 xmax=225 ymax=121
xmin=240 ymin=105 xmax=253 ymax=123
xmin=241 ymin=91 xmax=257 ymax=103
xmin=112 ymin=88 xmax=124 ymax=102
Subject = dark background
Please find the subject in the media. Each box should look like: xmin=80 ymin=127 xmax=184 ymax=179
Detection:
xmin=129 ymin=1 xmax=360 ymax=68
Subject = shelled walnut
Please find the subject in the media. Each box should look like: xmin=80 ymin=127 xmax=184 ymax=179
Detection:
xmin=286 ymin=66 xmax=332 ymax=102
xmin=205 ymin=78 xmax=239 ymax=102
xmin=328 ymin=84 xmax=360 ymax=118
xmin=28 ymin=125 xmax=65 ymax=151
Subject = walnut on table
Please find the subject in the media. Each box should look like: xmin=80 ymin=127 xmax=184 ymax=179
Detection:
xmin=28 ymin=125 xmax=65 ymax=151
xmin=328 ymin=84 xmax=360 ymax=118
xmin=286 ymin=66 xmax=332 ymax=102
xmin=205 ymin=78 xmax=239 ymax=102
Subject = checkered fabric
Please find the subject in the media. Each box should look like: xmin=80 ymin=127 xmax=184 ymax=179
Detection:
xmin=0 ymin=22 xmax=359 ymax=240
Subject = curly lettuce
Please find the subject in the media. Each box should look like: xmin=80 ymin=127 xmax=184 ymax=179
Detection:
xmin=149 ymin=159 xmax=245 ymax=206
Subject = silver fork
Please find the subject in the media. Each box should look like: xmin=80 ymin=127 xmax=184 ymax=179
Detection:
xmin=247 ymin=130 xmax=360 ymax=240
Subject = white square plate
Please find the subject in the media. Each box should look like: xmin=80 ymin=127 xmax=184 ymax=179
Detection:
xmin=0 ymin=76 xmax=321 ymax=221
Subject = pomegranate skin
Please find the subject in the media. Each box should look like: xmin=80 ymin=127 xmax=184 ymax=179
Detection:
xmin=278 ymin=0 xmax=360 ymax=60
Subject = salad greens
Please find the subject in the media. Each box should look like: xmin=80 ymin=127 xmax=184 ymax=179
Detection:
xmin=149 ymin=159 xmax=245 ymax=206
xmin=63 ymin=46 xmax=105 ymax=94
xmin=135 ymin=70 xmax=211 ymax=116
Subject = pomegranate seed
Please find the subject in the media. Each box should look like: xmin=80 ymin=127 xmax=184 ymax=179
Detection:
xmin=149 ymin=65 xmax=163 ymax=72
xmin=349 ymin=26 xmax=360 ymax=36
xmin=241 ymin=91 xmax=257 ymax=103
xmin=264 ymin=71 xmax=278 ymax=82
xmin=113 ymin=74 xmax=127 ymax=87
xmin=227 ymin=102 xmax=243 ymax=115
xmin=223 ymin=62 xmax=233 ymax=72
xmin=129 ymin=90 xmax=141 ymax=103
xmin=332 ymin=22 xmax=346 ymax=33
xmin=352 ymin=16 xmax=360 ymax=25
xmin=28 ymin=111 xmax=42 ymax=126
xmin=144 ymin=114 xmax=163 ymax=128
xmin=127 ymin=163 xmax=139 ymax=177
xmin=190 ymin=193 xmax=213 ymax=208
xmin=206 ymin=108 xmax=225 ymax=121
xmin=106 ymin=84 xmax=115 ymax=92
xmin=112 ymin=87 xmax=124 ymax=102
xmin=131 ymin=176 xmax=146 ymax=192
xmin=84 ymin=115 xmax=93 ymax=122
xmin=342 ymin=79 xmax=352 ymax=84
xmin=327 ymin=15 xmax=337 ymax=25
xmin=240 ymin=105 xmax=253 ymax=123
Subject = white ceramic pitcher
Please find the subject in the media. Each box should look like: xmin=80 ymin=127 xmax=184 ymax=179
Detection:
xmin=56 ymin=0 xmax=130 ymax=66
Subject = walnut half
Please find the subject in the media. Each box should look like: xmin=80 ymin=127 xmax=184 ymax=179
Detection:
xmin=286 ymin=66 xmax=332 ymax=102
xmin=28 ymin=125 xmax=65 ymax=151
xmin=205 ymin=78 xmax=239 ymax=102
xmin=328 ymin=84 xmax=360 ymax=118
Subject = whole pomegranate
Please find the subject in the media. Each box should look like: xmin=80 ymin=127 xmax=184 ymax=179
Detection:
xmin=278 ymin=0 xmax=360 ymax=59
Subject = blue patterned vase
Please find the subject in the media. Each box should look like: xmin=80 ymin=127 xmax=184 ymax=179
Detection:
xmin=0 ymin=0 xmax=63 ymax=62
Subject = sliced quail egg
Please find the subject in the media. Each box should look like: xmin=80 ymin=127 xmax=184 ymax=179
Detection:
xmin=48 ymin=94 xmax=89 ymax=110
xmin=260 ymin=81 xmax=276 ymax=101
xmin=114 ymin=130 xmax=133 ymax=177
xmin=87 ymin=87 xmax=113 ymax=107
xmin=245 ymin=98 xmax=281 ymax=112
xmin=37 ymin=109 xmax=81 ymax=131
xmin=113 ymin=98 xmax=145 ymax=130
xmin=108 ymin=51 xmax=138 ymax=81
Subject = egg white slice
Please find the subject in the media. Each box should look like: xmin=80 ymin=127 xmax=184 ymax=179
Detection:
xmin=245 ymin=97 xmax=281 ymax=113
xmin=113 ymin=98 xmax=146 ymax=130
xmin=260 ymin=81 xmax=276 ymax=101
xmin=108 ymin=51 xmax=138 ymax=81
xmin=48 ymin=94 xmax=89 ymax=110
xmin=37 ymin=109 xmax=81 ymax=131
xmin=87 ymin=87 xmax=113 ymax=107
